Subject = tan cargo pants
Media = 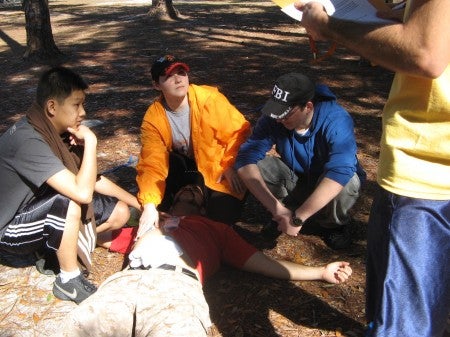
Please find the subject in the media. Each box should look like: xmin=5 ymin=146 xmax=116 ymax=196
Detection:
xmin=62 ymin=268 xmax=211 ymax=337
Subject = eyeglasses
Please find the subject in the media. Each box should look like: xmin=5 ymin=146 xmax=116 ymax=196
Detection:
xmin=278 ymin=104 xmax=304 ymax=121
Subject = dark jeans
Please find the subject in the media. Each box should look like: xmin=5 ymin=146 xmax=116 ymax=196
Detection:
xmin=366 ymin=186 xmax=450 ymax=337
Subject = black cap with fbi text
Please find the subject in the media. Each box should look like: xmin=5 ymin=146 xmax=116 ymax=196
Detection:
xmin=262 ymin=73 xmax=315 ymax=119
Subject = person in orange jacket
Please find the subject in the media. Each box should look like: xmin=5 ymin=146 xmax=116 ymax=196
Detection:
xmin=136 ymin=55 xmax=251 ymax=239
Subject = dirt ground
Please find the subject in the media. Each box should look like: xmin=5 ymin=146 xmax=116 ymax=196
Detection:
xmin=0 ymin=0 xmax=394 ymax=336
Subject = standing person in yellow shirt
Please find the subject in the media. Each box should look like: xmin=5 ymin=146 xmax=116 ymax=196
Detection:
xmin=296 ymin=1 xmax=450 ymax=336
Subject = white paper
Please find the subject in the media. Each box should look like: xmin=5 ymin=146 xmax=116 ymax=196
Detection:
xmin=280 ymin=0 xmax=390 ymax=23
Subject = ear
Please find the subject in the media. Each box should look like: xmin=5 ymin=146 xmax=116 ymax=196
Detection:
xmin=152 ymin=80 xmax=162 ymax=91
xmin=46 ymin=99 xmax=57 ymax=117
xmin=305 ymin=101 xmax=314 ymax=112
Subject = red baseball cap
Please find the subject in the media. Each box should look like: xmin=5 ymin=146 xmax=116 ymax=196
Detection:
xmin=151 ymin=55 xmax=190 ymax=81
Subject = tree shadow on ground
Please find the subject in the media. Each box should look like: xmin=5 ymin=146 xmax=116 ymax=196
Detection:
xmin=205 ymin=266 xmax=365 ymax=337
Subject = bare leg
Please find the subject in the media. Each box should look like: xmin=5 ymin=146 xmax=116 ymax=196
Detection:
xmin=96 ymin=231 xmax=113 ymax=249
xmin=96 ymin=200 xmax=130 ymax=234
xmin=56 ymin=201 xmax=81 ymax=272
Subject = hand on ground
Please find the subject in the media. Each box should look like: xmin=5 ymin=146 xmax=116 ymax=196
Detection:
xmin=322 ymin=261 xmax=352 ymax=284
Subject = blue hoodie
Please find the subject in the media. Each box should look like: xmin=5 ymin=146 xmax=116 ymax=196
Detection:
xmin=235 ymin=84 xmax=365 ymax=190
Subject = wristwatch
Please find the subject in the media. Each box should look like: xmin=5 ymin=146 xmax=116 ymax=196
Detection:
xmin=291 ymin=215 xmax=304 ymax=227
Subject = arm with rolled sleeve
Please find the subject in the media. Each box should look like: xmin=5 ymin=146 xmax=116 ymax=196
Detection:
xmin=236 ymin=116 xmax=291 ymax=220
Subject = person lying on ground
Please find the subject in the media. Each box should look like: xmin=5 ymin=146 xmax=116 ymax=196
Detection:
xmin=62 ymin=183 xmax=352 ymax=336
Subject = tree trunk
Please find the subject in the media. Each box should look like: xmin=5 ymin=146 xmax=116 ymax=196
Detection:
xmin=23 ymin=0 xmax=62 ymax=61
xmin=148 ymin=0 xmax=181 ymax=21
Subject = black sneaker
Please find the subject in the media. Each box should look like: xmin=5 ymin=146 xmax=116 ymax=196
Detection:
xmin=35 ymin=250 xmax=60 ymax=276
xmin=53 ymin=274 xmax=97 ymax=304
xmin=322 ymin=225 xmax=351 ymax=250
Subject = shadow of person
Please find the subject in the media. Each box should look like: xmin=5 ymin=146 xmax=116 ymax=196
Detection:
xmin=204 ymin=266 xmax=365 ymax=336
xmin=0 ymin=248 xmax=36 ymax=268
xmin=232 ymin=223 xmax=282 ymax=251
xmin=0 ymin=247 xmax=60 ymax=276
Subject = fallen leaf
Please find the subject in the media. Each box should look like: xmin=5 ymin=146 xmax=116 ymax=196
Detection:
xmin=32 ymin=313 xmax=40 ymax=324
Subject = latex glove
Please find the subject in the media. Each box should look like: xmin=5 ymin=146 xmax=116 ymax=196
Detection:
xmin=136 ymin=203 xmax=158 ymax=240
xmin=128 ymin=248 xmax=144 ymax=269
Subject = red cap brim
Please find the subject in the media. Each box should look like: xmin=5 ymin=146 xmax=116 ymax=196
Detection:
xmin=164 ymin=62 xmax=190 ymax=76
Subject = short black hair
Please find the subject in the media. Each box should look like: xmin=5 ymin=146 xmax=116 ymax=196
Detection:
xmin=36 ymin=66 xmax=88 ymax=107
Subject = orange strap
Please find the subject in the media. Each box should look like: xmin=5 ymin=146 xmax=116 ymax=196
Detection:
xmin=308 ymin=36 xmax=337 ymax=63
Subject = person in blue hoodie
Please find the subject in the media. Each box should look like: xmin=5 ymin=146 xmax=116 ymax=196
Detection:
xmin=235 ymin=73 xmax=365 ymax=249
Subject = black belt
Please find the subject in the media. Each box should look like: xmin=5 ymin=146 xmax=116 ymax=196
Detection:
xmin=130 ymin=263 xmax=198 ymax=281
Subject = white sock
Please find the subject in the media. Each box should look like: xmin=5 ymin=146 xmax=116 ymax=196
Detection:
xmin=59 ymin=269 xmax=81 ymax=283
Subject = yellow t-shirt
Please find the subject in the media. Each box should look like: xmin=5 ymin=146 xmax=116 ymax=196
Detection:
xmin=377 ymin=65 xmax=450 ymax=199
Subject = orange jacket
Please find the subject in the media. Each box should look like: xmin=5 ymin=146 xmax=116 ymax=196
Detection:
xmin=137 ymin=84 xmax=251 ymax=206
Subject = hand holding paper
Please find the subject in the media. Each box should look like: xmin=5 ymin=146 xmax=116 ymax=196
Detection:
xmin=272 ymin=0 xmax=391 ymax=23
xmin=274 ymin=0 xmax=334 ymax=21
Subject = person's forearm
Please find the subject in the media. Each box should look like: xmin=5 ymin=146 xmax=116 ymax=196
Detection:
xmin=326 ymin=19 xmax=404 ymax=70
xmin=242 ymin=252 xmax=325 ymax=281
xmin=298 ymin=0 xmax=450 ymax=78
xmin=324 ymin=18 xmax=442 ymax=77
xmin=295 ymin=177 xmax=343 ymax=221
xmin=237 ymin=164 xmax=284 ymax=216
xmin=95 ymin=176 xmax=141 ymax=210
xmin=75 ymin=135 xmax=97 ymax=201
xmin=274 ymin=259 xmax=325 ymax=281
